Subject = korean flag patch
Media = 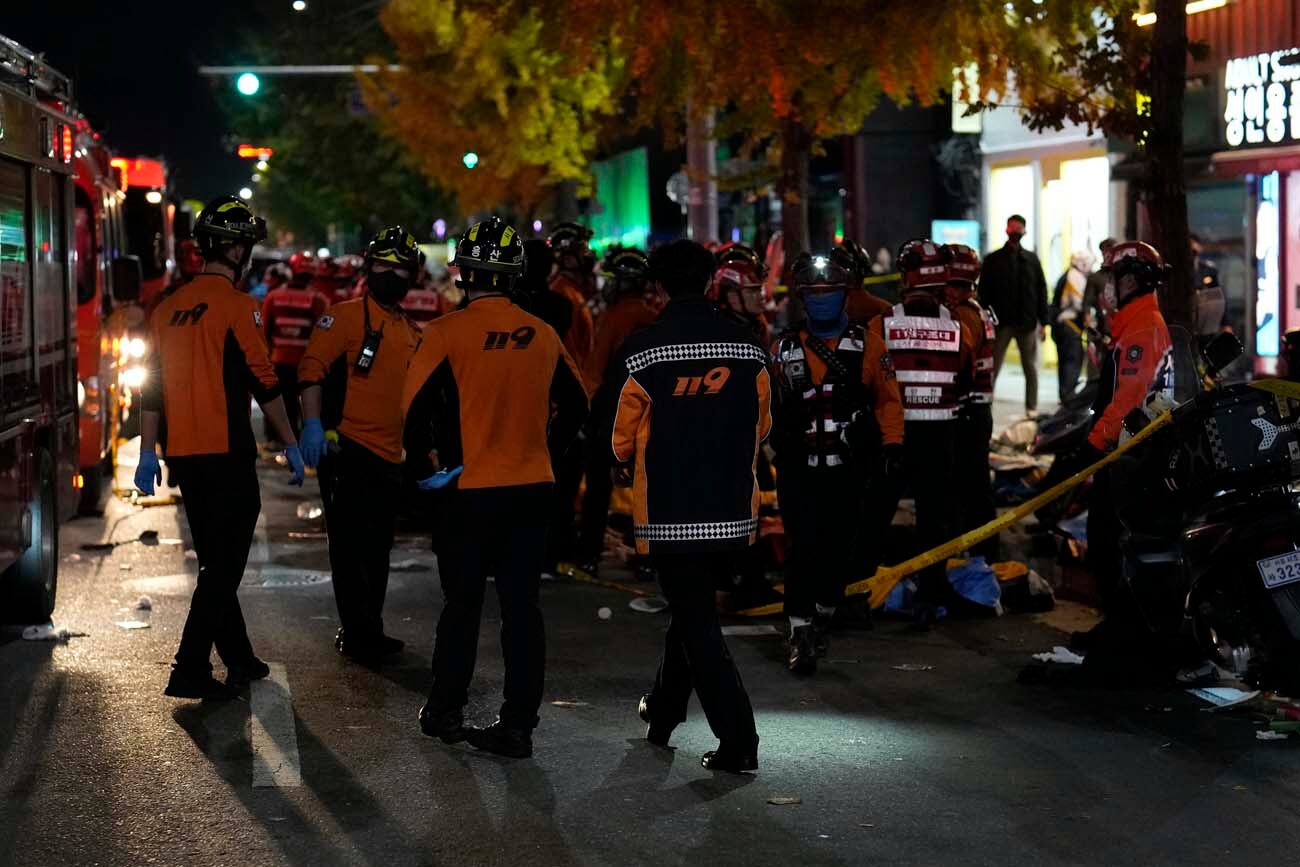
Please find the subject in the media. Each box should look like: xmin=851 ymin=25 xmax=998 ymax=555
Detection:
xmin=316 ymin=314 xmax=335 ymax=331
xmin=253 ymin=310 xmax=263 ymax=328
xmin=1126 ymin=344 xmax=1143 ymax=363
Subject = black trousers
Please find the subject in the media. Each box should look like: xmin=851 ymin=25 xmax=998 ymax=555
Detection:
xmin=648 ymin=552 xmax=757 ymax=749
xmin=428 ymin=483 xmax=551 ymax=731
xmin=172 ymin=455 xmax=261 ymax=674
xmin=576 ymin=431 xmax=614 ymax=565
xmin=546 ymin=441 xmax=585 ymax=569
xmin=319 ymin=438 xmax=402 ymax=641
xmin=954 ymin=405 xmax=999 ymax=562
xmin=777 ymin=462 xmax=864 ymax=619
xmin=902 ymin=421 xmax=959 ymax=605
xmin=263 ymin=363 xmax=301 ymax=442
xmin=1054 ymin=326 xmax=1085 ymax=403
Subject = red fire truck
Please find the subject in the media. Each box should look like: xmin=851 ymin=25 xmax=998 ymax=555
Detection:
xmin=0 ymin=36 xmax=109 ymax=622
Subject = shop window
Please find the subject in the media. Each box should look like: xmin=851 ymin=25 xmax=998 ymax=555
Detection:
xmin=986 ymin=164 xmax=1035 ymax=252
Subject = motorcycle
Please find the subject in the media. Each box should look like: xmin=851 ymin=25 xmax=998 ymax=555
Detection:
xmin=1117 ymin=333 xmax=1300 ymax=692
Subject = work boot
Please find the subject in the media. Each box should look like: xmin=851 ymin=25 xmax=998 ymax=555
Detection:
xmin=466 ymin=719 xmax=533 ymax=759
xmin=787 ymin=626 xmax=818 ymax=676
xmin=702 ymin=736 xmax=759 ymax=773
xmin=225 ymin=656 xmax=271 ymax=687
xmin=638 ymin=694 xmax=673 ymax=747
xmin=165 ymin=669 xmax=240 ymax=701
xmin=418 ymin=704 xmax=467 ymax=744
xmin=335 ymin=629 xmax=405 ymax=661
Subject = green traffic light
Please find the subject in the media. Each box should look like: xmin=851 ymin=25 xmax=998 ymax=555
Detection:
xmin=462 ymin=151 xmax=479 ymax=169
xmin=236 ymin=72 xmax=261 ymax=96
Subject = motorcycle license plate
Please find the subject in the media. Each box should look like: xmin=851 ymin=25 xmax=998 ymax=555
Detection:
xmin=1258 ymin=550 xmax=1300 ymax=589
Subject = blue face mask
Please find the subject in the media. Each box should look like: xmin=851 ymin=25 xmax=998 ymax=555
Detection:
xmin=804 ymin=290 xmax=846 ymax=324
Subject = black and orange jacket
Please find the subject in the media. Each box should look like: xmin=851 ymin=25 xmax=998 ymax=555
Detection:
xmin=143 ymin=273 xmax=281 ymax=458
xmin=1088 ymin=292 xmax=1172 ymax=451
xmin=549 ymin=271 xmax=595 ymax=368
xmin=401 ymin=294 xmax=588 ymax=489
xmin=298 ymin=295 xmax=422 ymax=464
xmin=611 ymin=296 xmax=772 ymax=555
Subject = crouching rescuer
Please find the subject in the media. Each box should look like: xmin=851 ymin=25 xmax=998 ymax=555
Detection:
xmin=297 ymin=227 xmax=425 ymax=662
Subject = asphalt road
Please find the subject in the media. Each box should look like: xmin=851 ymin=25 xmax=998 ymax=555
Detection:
xmin=3 ymin=454 xmax=1299 ymax=867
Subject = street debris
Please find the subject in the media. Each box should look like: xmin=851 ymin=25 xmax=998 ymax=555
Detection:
xmin=1255 ymin=730 xmax=1289 ymax=741
xmin=389 ymin=559 xmax=429 ymax=572
xmin=295 ymin=501 xmax=324 ymax=520
xmin=720 ymin=624 xmax=781 ymax=636
xmin=64 ymin=553 xmax=82 ymax=563
xmin=184 ymin=549 xmax=199 ymax=560
xmin=891 ymin=663 xmax=934 ymax=672
xmin=115 ymin=620 xmax=151 ymax=630
xmin=767 ymin=797 xmax=801 ymax=806
xmin=82 ymin=529 xmax=160 ymax=552
xmin=287 ymin=531 xmax=327 ymax=540
xmin=119 ymin=563 xmax=132 ymax=571
xmin=135 ymin=595 xmax=153 ymax=611
xmin=597 ymin=607 xmax=612 ymax=620
xmin=1031 ymin=646 xmax=1085 ymax=665
xmin=628 ymin=596 xmax=669 ymax=614
xmin=21 ymin=623 xmax=81 ymax=641
xmin=551 ymin=700 xmax=590 ymax=708
xmin=1187 ymin=687 xmax=1260 ymax=710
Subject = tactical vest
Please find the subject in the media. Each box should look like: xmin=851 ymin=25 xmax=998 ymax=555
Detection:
xmin=774 ymin=323 xmax=867 ymax=467
xmin=960 ymin=298 xmax=997 ymax=405
xmin=264 ymin=288 xmax=318 ymax=364
xmin=883 ymin=303 xmax=963 ymax=421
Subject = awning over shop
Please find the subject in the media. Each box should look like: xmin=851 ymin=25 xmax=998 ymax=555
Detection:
xmin=1211 ymin=145 xmax=1300 ymax=177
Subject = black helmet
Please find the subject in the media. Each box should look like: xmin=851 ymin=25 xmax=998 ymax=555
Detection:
xmin=790 ymin=252 xmax=852 ymax=294
xmin=601 ymin=248 xmax=650 ymax=302
xmin=365 ymin=226 xmax=424 ymax=272
xmin=548 ymin=221 xmax=595 ymax=274
xmin=193 ymin=195 xmax=267 ymax=277
xmin=548 ymin=221 xmax=593 ymax=251
xmin=454 ymin=216 xmax=526 ymax=292
xmin=831 ymin=240 xmax=870 ymax=286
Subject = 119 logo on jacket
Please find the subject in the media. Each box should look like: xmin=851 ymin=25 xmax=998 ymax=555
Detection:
xmin=673 ymin=366 xmax=731 ymax=397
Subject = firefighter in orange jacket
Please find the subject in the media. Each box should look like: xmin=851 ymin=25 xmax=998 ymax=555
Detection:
xmin=772 ymin=253 xmax=905 ymax=674
xmin=835 ymin=240 xmax=894 ymax=325
xmin=136 ymin=196 xmax=304 ymax=701
xmin=943 ymin=244 xmax=1000 ymax=562
xmin=869 ymin=239 xmax=977 ymax=628
xmin=403 ymin=217 xmax=588 ymax=759
xmin=297 ymin=227 xmax=425 ymax=662
xmin=260 ymin=268 xmax=330 ymax=439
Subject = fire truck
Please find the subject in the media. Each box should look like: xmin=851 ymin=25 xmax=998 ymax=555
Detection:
xmin=0 ymin=36 xmax=110 ymax=622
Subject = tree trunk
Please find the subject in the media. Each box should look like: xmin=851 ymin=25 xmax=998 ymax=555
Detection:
xmin=685 ymin=102 xmax=719 ymax=243
xmin=779 ymin=118 xmax=812 ymax=281
xmin=1147 ymin=0 xmax=1193 ymax=330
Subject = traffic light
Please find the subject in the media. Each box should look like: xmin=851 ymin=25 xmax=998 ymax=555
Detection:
xmin=236 ymin=72 xmax=261 ymax=97
xmin=462 ymin=151 xmax=479 ymax=169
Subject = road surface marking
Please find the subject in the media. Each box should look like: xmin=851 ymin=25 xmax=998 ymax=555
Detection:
xmin=251 ymin=662 xmax=302 ymax=787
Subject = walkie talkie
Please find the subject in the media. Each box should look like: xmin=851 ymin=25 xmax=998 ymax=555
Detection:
xmin=354 ymin=296 xmax=384 ymax=375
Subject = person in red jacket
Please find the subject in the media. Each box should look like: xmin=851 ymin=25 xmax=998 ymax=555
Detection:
xmin=261 ymin=269 xmax=331 ymax=440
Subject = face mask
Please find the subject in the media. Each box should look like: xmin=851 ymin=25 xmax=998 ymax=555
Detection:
xmin=368 ymin=270 xmax=410 ymax=306
xmin=1008 ymin=231 xmax=1025 ymax=245
xmin=804 ymin=289 xmax=845 ymax=323
xmin=1100 ymin=275 xmax=1118 ymax=314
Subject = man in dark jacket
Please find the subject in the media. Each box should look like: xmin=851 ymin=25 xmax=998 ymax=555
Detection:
xmin=979 ymin=214 xmax=1049 ymax=413
xmin=610 ymin=239 xmax=771 ymax=773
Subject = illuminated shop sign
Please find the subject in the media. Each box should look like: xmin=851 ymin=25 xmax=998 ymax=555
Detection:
xmin=1223 ymin=47 xmax=1300 ymax=148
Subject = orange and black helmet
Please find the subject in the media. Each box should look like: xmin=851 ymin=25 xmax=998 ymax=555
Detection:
xmin=193 ymin=195 xmax=266 ymax=260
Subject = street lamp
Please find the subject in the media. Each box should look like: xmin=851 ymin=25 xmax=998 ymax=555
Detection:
xmin=236 ymin=72 xmax=261 ymax=96
xmin=462 ymin=151 xmax=479 ymax=169
xmin=292 ymin=0 xmax=308 ymax=11
xmin=256 ymin=159 xmax=269 ymax=171
xmin=239 ymin=187 xmax=253 ymax=200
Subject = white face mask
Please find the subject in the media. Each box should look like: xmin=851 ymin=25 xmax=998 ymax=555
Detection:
xmin=1100 ymin=274 xmax=1118 ymax=315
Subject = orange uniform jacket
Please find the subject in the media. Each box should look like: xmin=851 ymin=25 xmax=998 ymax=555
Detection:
xmin=143 ymin=274 xmax=281 ymax=458
xmin=261 ymin=286 xmax=330 ymax=366
xmin=585 ymin=295 xmax=659 ymax=392
xmin=846 ymin=288 xmax=893 ymax=325
xmin=401 ymin=295 xmax=589 ymax=489
xmin=550 ymin=272 xmax=595 ymax=368
xmin=298 ymin=296 xmax=422 ymax=464
xmin=1087 ymin=293 xmax=1172 ymax=451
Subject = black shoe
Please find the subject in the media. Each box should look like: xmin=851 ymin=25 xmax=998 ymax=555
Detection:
xmin=336 ymin=630 xmax=404 ymax=661
xmin=702 ymin=736 xmax=759 ymax=773
xmin=787 ymin=625 xmax=817 ymax=676
xmin=638 ymin=694 xmax=673 ymax=747
xmin=812 ymin=615 xmax=833 ymax=657
xmin=418 ymin=704 xmax=467 ymax=744
xmin=465 ymin=720 xmax=533 ymax=759
xmin=225 ymin=657 xmax=271 ymax=687
xmin=165 ymin=670 xmax=240 ymax=700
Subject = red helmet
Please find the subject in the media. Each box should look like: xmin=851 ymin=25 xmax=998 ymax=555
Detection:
xmin=177 ymin=239 xmax=204 ymax=279
xmin=1102 ymin=240 xmax=1165 ymax=273
xmin=334 ymin=254 xmax=360 ymax=281
xmin=314 ymin=256 xmax=337 ymax=279
xmin=288 ymin=251 xmax=314 ymax=279
xmin=943 ymin=244 xmax=981 ymax=285
xmin=1101 ymin=240 xmax=1167 ymax=310
xmin=896 ymin=239 xmax=949 ymax=290
xmin=709 ymin=243 xmax=767 ymax=302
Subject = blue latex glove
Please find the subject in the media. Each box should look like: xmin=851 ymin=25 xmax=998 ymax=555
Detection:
xmin=285 ymin=445 xmax=305 ymax=486
xmin=134 ymin=448 xmax=162 ymax=495
xmin=417 ymin=466 xmax=463 ymax=491
xmin=300 ymin=417 xmax=326 ymax=468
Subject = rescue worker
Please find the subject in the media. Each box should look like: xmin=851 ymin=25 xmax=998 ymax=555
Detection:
xmin=575 ymin=248 xmax=659 ymax=575
xmin=943 ymin=244 xmax=1000 ymax=562
xmin=1065 ymin=241 xmax=1174 ymax=640
xmin=834 ymin=239 xmax=894 ymax=325
xmin=403 ymin=217 xmax=588 ymax=759
xmin=287 ymin=251 xmax=315 ymax=289
xmin=311 ymin=256 xmax=344 ymax=305
xmin=334 ymin=254 xmax=363 ymax=301
xmin=402 ymin=273 xmax=444 ymax=329
xmin=709 ymin=243 xmax=770 ymax=345
xmin=771 ymin=253 xmax=905 ymax=674
xmin=611 ymin=239 xmax=768 ymax=772
xmin=297 ymin=227 xmax=425 ymax=662
xmin=261 ymin=260 xmax=331 ymax=440
xmin=870 ymin=239 xmax=977 ymax=629
xmin=136 ymin=195 xmax=305 ymax=700
xmin=515 ymin=239 xmax=574 ymax=341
